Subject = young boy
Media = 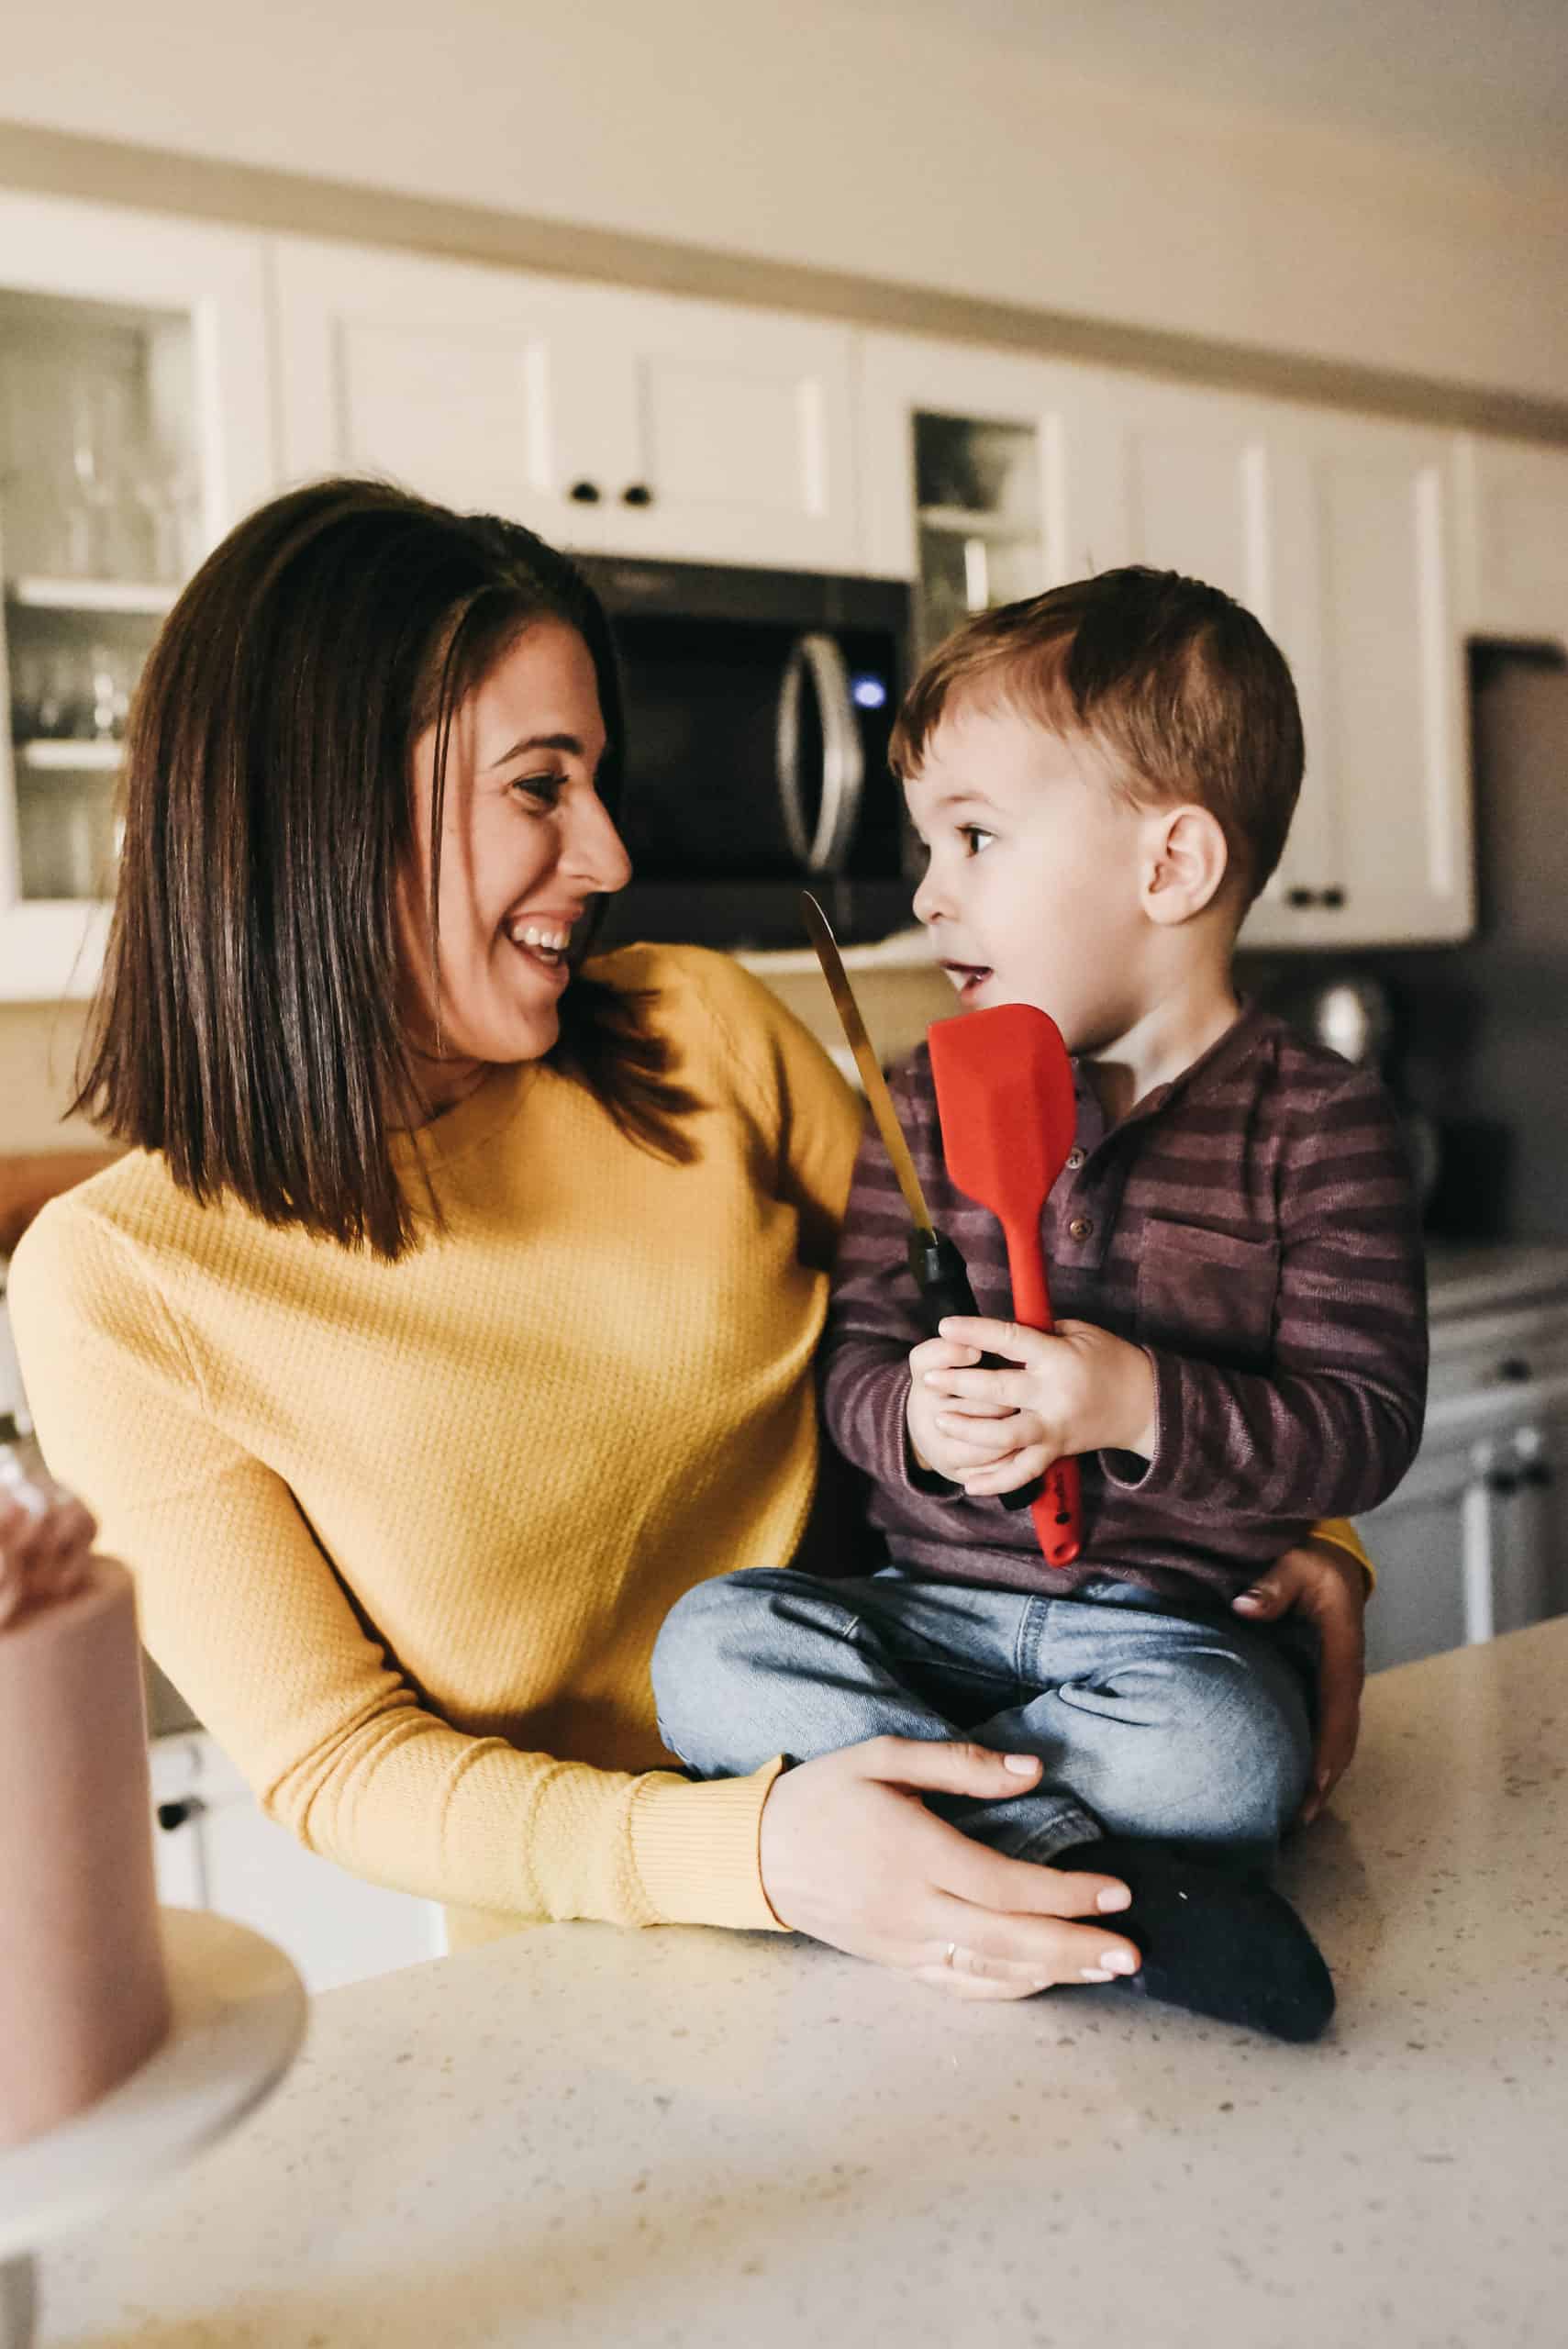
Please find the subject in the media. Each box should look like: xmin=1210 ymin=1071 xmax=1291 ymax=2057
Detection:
xmin=653 ymin=567 xmax=1428 ymax=2041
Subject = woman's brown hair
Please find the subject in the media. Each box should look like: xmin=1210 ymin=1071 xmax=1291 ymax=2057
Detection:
xmin=73 ymin=476 xmax=698 ymax=1258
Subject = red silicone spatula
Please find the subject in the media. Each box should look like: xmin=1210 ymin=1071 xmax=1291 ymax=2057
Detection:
xmin=928 ymin=1003 xmax=1083 ymax=1569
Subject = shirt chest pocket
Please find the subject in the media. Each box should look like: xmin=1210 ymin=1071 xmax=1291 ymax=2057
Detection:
xmin=1135 ymin=1220 xmax=1280 ymax=1367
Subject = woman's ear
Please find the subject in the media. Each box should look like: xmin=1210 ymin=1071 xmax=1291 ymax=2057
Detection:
xmin=1141 ymin=804 xmax=1230 ymax=926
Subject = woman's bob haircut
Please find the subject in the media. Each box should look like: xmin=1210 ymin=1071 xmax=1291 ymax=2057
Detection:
xmin=73 ymin=476 xmax=698 ymax=1259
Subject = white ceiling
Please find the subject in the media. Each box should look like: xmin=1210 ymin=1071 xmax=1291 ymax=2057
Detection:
xmin=848 ymin=0 xmax=1568 ymax=181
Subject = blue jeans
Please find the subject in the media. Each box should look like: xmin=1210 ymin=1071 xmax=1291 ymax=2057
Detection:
xmin=652 ymin=1568 xmax=1316 ymax=1866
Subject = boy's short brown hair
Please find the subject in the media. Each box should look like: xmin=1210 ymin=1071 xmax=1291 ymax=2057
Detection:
xmin=891 ymin=566 xmax=1304 ymax=908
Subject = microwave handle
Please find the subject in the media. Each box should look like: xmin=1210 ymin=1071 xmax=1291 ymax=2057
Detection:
xmin=775 ymin=631 xmax=865 ymax=875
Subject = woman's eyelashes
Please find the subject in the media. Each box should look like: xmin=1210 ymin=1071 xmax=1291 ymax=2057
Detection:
xmin=508 ymin=770 xmax=565 ymax=810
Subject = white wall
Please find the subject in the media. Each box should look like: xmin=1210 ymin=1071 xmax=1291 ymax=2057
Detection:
xmin=4 ymin=0 xmax=1567 ymax=406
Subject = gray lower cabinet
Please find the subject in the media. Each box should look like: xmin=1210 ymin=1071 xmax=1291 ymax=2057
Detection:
xmin=1354 ymin=1248 xmax=1568 ymax=1674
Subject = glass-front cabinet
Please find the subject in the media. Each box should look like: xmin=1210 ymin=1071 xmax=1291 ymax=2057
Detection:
xmin=0 ymin=194 xmax=274 ymax=1001
xmin=860 ymin=334 xmax=1105 ymax=661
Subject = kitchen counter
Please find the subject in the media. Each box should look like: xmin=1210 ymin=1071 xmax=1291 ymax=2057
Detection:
xmin=1425 ymin=1237 xmax=1568 ymax=1322
xmin=37 ymin=1617 xmax=1568 ymax=2347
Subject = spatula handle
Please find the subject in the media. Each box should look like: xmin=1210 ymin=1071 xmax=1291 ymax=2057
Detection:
xmin=1031 ymin=1460 xmax=1083 ymax=1570
xmin=997 ymin=1218 xmax=1084 ymax=1567
xmin=906 ymin=1232 xmax=1039 ymax=1513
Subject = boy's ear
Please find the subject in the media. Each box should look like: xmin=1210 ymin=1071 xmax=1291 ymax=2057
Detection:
xmin=1140 ymin=804 xmax=1230 ymax=925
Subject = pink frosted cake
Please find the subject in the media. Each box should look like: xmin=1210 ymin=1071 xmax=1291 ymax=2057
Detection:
xmin=0 ymin=1439 xmax=172 ymax=2147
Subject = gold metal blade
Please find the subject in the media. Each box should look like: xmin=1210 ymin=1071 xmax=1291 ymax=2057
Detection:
xmin=800 ymin=891 xmax=935 ymax=1236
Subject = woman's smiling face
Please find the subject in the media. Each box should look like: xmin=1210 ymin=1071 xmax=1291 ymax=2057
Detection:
xmin=396 ymin=618 xmax=631 ymax=1110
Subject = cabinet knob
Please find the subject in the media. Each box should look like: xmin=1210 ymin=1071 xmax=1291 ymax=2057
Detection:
xmin=1285 ymin=887 xmax=1317 ymax=908
xmin=1319 ymin=887 xmax=1346 ymax=909
xmin=1523 ymin=1463 xmax=1555 ymax=1489
xmin=621 ymin=484 xmax=654 ymax=508
xmin=1496 ymin=1358 xmax=1533 ymax=1384
xmin=155 ymin=1797 xmax=206 ymax=1832
xmin=1485 ymin=1470 xmax=1519 ymax=1497
xmin=567 ymin=481 xmax=602 ymax=505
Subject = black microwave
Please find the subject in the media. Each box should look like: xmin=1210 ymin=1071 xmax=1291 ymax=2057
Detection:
xmin=579 ymin=555 xmax=917 ymax=952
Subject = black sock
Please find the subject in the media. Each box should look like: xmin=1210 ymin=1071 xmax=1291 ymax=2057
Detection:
xmin=1054 ymin=1834 xmax=1335 ymax=2044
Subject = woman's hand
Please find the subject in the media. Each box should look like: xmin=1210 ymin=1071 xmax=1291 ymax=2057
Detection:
xmin=0 ymin=1442 xmax=97 ymax=1629
xmin=1231 ymin=1538 xmax=1368 ymax=1823
xmin=758 ymin=1735 xmax=1140 ymax=2000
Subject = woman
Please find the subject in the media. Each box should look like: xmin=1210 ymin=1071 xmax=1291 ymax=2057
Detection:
xmin=10 ymin=479 xmax=1369 ymax=1999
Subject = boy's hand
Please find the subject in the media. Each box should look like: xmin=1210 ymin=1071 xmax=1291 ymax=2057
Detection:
xmin=906 ymin=1332 xmax=1011 ymax=1484
xmin=911 ymin=1315 xmax=1157 ymax=1495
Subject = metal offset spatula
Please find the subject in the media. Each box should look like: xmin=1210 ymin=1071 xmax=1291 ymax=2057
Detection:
xmin=928 ymin=1003 xmax=1084 ymax=1569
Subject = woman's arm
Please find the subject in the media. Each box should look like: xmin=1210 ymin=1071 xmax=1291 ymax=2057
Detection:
xmin=8 ymin=1200 xmax=783 ymax=1933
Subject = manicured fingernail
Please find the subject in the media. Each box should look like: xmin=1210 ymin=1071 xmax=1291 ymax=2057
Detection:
xmin=1095 ymin=1885 xmax=1131 ymax=1912
xmin=1100 ymin=1950 xmax=1139 ymax=1975
xmin=1002 ymin=1753 xmax=1039 ymax=1776
xmin=1233 ymin=1592 xmax=1264 ymax=1610
xmin=1080 ymin=1966 xmax=1114 ymax=1983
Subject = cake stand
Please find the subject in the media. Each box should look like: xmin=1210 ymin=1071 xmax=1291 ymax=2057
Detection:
xmin=0 ymin=1907 xmax=307 ymax=2349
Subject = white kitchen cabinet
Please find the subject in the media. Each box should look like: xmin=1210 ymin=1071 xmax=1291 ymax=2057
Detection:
xmin=1356 ymin=1255 xmax=1568 ymax=1674
xmin=1454 ymin=435 xmax=1568 ymax=646
xmin=150 ymin=1731 xmax=446 ymax=1994
xmin=0 ymin=192 xmax=276 ymax=1002
xmin=272 ymin=237 xmax=862 ymax=573
xmin=1242 ymin=408 xmax=1473 ymax=949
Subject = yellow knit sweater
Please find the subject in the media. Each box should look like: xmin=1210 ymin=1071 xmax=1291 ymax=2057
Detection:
xmin=10 ymin=946 xmax=865 ymax=1943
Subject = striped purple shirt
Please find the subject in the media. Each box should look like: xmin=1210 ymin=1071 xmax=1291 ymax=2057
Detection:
xmin=821 ymin=1005 xmax=1428 ymax=1605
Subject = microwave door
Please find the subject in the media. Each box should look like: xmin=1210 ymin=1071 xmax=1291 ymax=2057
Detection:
xmin=775 ymin=632 xmax=865 ymax=874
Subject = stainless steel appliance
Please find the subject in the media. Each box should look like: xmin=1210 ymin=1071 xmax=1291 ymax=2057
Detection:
xmin=579 ymin=555 xmax=914 ymax=952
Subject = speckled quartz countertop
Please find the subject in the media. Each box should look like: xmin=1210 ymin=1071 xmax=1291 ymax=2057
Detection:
xmin=39 ymin=1618 xmax=1568 ymax=2348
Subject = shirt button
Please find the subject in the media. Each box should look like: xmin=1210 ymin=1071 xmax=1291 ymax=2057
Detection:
xmin=1069 ymin=1216 xmax=1094 ymax=1241
xmin=1065 ymin=1147 xmax=1086 ymax=1171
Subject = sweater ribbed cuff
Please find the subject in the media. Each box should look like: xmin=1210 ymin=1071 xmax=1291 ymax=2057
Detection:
xmin=628 ymin=1759 xmax=787 ymax=1932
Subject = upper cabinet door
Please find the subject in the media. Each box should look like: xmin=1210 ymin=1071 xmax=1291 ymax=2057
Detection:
xmin=1060 ymin=372 xmax=1277 ymax=606
xmin=0 ymin=194 xmax=275 ymax=1003
xmin=272 ymin=239 xmax=862 ymax=573
xmin=1242 ymin=410 xmax=1473 ymax=949
xmin=272 ymin=238 xmax=615 ymax=537
xmin=578 ymin=288 xmax=862 ymax=573
xmin=1454 ymin=436 xmax=1568 ymax=647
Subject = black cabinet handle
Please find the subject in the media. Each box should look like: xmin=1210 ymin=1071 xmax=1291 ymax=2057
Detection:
xmin=1286 ymin=887 xmax=1317 ymax=908
xmin=155 ymin=1798 xmax=206 ymax=1832
xmin=1496 ymin=1358 xmax=1533 ymax=1384
xmin=1486 ymin=1470 xmax=1519 ymax=1497
xmin=568 ymin=481 xmax=602 ymax=505
xmin=1320 ymin=887 xmax=1346 ymax=908
xmin=1523 ymin=1463 xmax=1555 ymax=1489
xmin=621 ymin=484 xmax=654 ymax=507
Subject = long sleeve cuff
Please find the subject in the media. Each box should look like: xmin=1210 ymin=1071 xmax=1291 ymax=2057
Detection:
xmin=628 ymin=1758 xmax=787 ymax=1931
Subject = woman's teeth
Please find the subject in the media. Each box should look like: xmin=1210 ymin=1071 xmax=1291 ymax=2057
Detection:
xmin=506 ymin=920 xmax=571 ymax=959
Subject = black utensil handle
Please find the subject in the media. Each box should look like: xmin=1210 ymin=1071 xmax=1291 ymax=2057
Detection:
xmin=906 ymin=1231 xmax=1040 ymax=1511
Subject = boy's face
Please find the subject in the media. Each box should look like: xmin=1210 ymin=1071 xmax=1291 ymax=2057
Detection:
xmin=906 ymin=694 xmax=1158 ymax=1055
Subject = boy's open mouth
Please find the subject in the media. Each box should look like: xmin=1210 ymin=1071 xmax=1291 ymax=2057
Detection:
xmin=940 ymin=960 xmax=993 ymax=998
